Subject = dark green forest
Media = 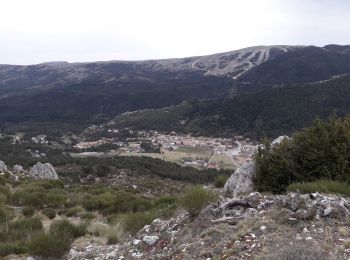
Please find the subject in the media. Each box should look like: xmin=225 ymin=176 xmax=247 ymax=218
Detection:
xmin=254 ymin=116 xmax=350 ymax=193
xmin=112 ymin=75 xmax=350 ymax=138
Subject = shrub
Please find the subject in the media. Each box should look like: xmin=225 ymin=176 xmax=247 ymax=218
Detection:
xmin=0 ymin=242 xmax=27 ymax=257
xmin=65 ymin=206 xmax=83 ymax=217
xmin=179 ymin=186 xmax=218 ymax=216
xmin=29 ymin=219 xmax=86 ymax=258
xmin=255 ymin=116 xmax=350 ymax=193
xmin=107 ymin=234 xmax=119 ymax=244
xmin=41 ymin=208 xmax=56 ymax=219
xmin=262 ymin=240 xmax=327 ymax=260
xmin=9 ymin=217 xmax=43 ymax=241
xmin=28 ymin=233 xmax=70 ymax=258
xmin=0 ymin=206 xmax=14 ymax=222
xmin=287 ymin=180 xmax=350 ymax=197
xmin=83 ymin=190 xmax=151 ymax=215
xmin=49 ymin=219 xmax=87 ymax=239
xmin=80 ymin=212 xmax=95 ymax=220
xmin=10 ymin=189 xmax=66 ymax=209
xmin=0 ymin=185 xmax=11 ymax=204
xmin=88 ymin=223 xmax=124 ymax=244
xmin=22 ymin=206 xmax=35 ymax=217
xmin=118 ymin=211 xmax=159 ymax=235
xmin=214 ymin=175 xmax=229 ymax=188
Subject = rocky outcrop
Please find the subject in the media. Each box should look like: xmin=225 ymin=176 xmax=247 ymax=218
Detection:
xmin=224 ymin=161 xmax=255 ymax=196
xmin=224 ymin=136 xmax=290 ymax=197
xmin=13 ymin=165 xmax=24 ymax=174
xmin=209 ymin=192 xmax=350 ymax=224
xmin=271 ymin=135 xmax=290 ymax=148
xmin=0 ymin=161 xmax=7 ymax=173
xmin=28 ymin=162 xmax=58 ymax=180
xmin=68 ymin=192 xmax=350 ymax=260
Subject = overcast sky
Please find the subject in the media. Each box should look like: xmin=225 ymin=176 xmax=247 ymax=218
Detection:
xmin=1 ymin=0 xmax=349 ymax=65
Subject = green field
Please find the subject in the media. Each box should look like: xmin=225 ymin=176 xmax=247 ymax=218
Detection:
xmin=120 ymin=146 xmax=236 ymax=170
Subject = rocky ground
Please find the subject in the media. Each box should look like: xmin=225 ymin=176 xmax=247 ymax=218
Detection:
xmin=67 ymin=192 xmax=350 ymax=260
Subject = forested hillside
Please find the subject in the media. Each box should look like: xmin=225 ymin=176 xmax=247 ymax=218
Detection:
xmin=0 ymin=72 xmax=233 ymax=125
xmin=112 ymin=75 xmax=350 ymax=138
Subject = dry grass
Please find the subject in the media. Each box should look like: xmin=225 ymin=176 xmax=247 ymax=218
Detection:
xmin=260 ymin=239 xmax=328 ymax=260
xmin=88 ymin=222 xmax=124 ymax=243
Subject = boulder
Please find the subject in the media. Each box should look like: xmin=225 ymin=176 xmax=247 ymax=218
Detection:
xmin=28 ymin=162 xmax=58 ymax=179
xmin=271 ymin=135 xmax=290 ymax=148
xmin=143 ymin=235 xmax=159 ymax=245
xmin=223 ymin=136 xmax=291 ymax=197
xmin=13 ymin=164 xmax=24 ymax=174
xmin=0 ymin=160 xmax=7 ymax=173
xmin=224 ymin=161 xmax=255 ymax=196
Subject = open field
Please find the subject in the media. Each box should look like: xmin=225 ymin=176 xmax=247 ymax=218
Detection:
xmin=175 ymin=146 xmax=213 ymax=156
xmin=120 ymin=147 xmax=236 ymax=170
xmin=210 ymin=153 xmax=237 ymax=170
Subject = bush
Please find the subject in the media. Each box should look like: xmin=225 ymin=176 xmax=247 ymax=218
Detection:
xmin=41 ymin=208 xmax=56 ymax=219
xmin=179 ymin=186 xmax=218 ymax=216
xmin=10 ymin=189 xmax=66 ymax=209
xmin=214 ymin=175 xmax=229 ymax=188
xmin=80 ymin=212 xmax=95 ymax=220
xmin=0 ymin=242 xmax=27 ymax=257
xmin=65 ymin=206 xmax=83 ymax=217
xmin=22 ymin=206 xmax=35 ymax=217
xmin=9 ymin=217 xmax=43 ymax=241
xmin=83 ymin=190 xmax=151 ymax=215
xmin=262 ymin=240 xmax=327 ymax=260
xmin=287 ymin=180 xmax=350 ymax=197
xmin=118 ymin=211 xmax=159 ymax=235
xmin=29 ymin=233 xmax=70 ymax=258
xmin=29 ymin=219 xmax=86 ymax=258
xmin=49 ymin=219 xmax=87 ymax=239
xmin=107 ymin=234 xmax=120 ymax=244
xmin=255 ymin=116 xmax=350 ymax=193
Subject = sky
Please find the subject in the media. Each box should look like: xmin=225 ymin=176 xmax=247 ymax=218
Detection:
xmin=1 ymin=0 xmax=350 ymax=65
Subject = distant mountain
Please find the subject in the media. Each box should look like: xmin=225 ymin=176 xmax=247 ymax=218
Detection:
xmin=237 ymin=45 xmax=350 ymax=91
xmin=0 ymin=45 xmax=298 ymax=97
xmin=110 ymin=74 xmax=350 ymax=138
xmin=0 ymin=45 xmax=299 ymax=125
xmin=1 ymin=44 xmax=350 ymax=129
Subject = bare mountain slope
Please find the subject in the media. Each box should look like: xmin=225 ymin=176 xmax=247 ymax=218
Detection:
xmin=0 ymin=45 xmax=299 ymax=96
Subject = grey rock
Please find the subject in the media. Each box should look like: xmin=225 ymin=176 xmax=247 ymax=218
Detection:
xmin=224 ymin=161 xmax=255 ymax=197
xmin=271 ymin=135 xmax=290 ymax=148
xmin=0 ymin=160 xmax=7 ymax=172
xmin=28 ymin=162 xmax=58 ymax=179
xmin=323 ymin=206 xmax=333 ymax=216
xmin=142 ymin=235 xmax=159 ymax=245
xmin=223 ymin=136 xmax=291 ymax=198
xmin=13 ymin=164 xmax=24 ymax=174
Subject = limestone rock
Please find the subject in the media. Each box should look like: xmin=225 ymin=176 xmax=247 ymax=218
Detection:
xmin=224 ymin=161 xmax=255 ymax=196
xmin=0 ymin=160 xmax=7 ymax=173
xmin=29 ymin=162 xmax=58 ymax=179
xmin=142 ymin=235 xmax=159 ymax=245
xmin=13 ymin=164 xmax=24 ymax=174
xmin=271 ymin=135 xmax=290 ymax=148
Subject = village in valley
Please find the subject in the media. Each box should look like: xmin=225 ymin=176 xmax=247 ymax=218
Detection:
xmin=71 ymin=126 xmax=260 ymax=170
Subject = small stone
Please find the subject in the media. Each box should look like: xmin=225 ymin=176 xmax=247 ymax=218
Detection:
xmin=0 ymin=161 xmax=7 ymax=172
xmin=143 ymin=235 xmax=159 ymax=245
xmin=305 ymin=236 xmax=313 ymax=240
xmin=133 ymin=239 xmax=141 ymax=246
xmin=323 ymin=206 xmax=333 ymax=216
xmin=303 ymin=227 xmax=310 ymax=233
xmin=260 ymin=225 xmax=267 ymax=231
